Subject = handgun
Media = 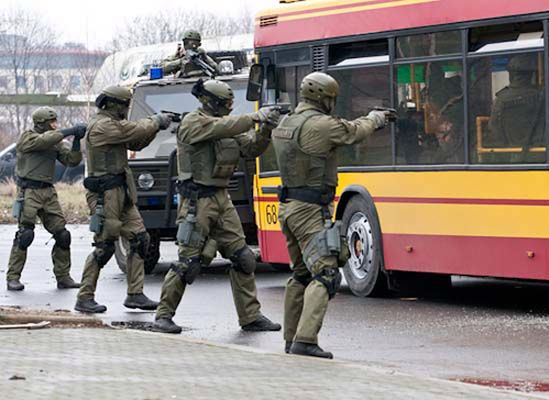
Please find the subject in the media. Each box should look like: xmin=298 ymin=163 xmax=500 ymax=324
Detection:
xmin=264 ymin=103 xmax=292 ymax=114
xmin=374 ymin=106 xmax=398 ymax=122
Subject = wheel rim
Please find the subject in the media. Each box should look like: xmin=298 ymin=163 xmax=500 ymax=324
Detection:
xmin=346 ymin=212 xmax=374 ymax=280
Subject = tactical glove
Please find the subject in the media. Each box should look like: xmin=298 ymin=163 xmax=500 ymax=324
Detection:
xmin=251 ymin=107 xmax=281 ymax=127
xmin=61 ymin=123 xmax=87 ymax=138
xmin=367 ymin=109 xmax=396 ymax=130
xmin=152 ymin=113 xmax=173 ymax=130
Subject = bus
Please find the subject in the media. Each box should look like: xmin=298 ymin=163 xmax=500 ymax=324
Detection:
xmin=250 ymin=0 xmax=549 ymax=296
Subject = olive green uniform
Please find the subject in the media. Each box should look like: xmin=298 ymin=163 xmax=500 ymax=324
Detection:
xmin=7 ymin=129 xmax=81 ymax=281
xmin=155 ymin=108 xmax=271 ymax=326
xmin=77 ymin=110 xmax=160 ymax=301
xmin=162 ymin=48 xmax=218 ymax=78
xmin=274 ymin=102 xmax=378 ymax=345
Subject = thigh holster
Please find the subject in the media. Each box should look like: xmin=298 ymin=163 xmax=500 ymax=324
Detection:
xmin=302 ymin=221 xmax=344 ymax=271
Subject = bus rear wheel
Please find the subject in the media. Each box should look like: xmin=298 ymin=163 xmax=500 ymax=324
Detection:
xmin=341 ymin=195 xmax=387 ymax=297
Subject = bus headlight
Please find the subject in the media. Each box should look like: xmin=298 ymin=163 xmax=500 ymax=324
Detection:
xmin=138 ymin=172 xmax=154 ymax=190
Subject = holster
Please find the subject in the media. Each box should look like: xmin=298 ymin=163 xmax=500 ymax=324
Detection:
xmin=12 ymin=190 xmax=24 ymax=221
xmin=176 ymin=188 xmax=205 ymax=249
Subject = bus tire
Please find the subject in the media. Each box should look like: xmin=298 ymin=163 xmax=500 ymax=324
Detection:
xmin=114 ymin=230 xmax=160 ymax=275
xmin=341 ymin=195 xmax=388 ymax=297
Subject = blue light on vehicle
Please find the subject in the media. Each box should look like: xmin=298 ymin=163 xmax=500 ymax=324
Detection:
xmin=173 ymin=194 xmax=179 ymax=205
xmin=147 ymin=197 xmax=161 ymax=206
xmin=150 ymin=66 xmax=163 ymax=80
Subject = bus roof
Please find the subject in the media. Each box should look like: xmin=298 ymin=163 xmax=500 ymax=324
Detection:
xmin=255 ymin=0 xmax=549 ymax=48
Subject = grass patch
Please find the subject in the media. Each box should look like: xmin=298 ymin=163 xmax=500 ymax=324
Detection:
xmin=0 ymin=179 xmax=89 ymax=224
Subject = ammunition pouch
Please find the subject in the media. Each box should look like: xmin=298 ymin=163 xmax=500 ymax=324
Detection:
xmin=212 ymin=139 xmax=240 ymax=179
xmin=170 ymin=256 xmax=202 ymax=285
xmin=277 ymin=186 xmax=335 ymax=206
xmin=314 ymin=268 xmax=342 ymax=300
xmin=302 ymin=221 xmax=343 ymax=271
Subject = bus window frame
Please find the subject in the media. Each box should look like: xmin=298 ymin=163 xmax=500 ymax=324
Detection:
xmin=256 ymin=12 xmax=549 ymax=178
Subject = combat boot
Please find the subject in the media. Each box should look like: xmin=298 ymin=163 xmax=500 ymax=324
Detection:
xmin=75 ymin=298 xmax=107 ymax=313
xmin=57 ymin=276 xmax=81 ymax=289
xmin=285 ymin=341 xmax=292 ymax=354
xmin=241 ymin=315 xmax=281 ymax=332
xmin=290 ymin=342 xmax=333 ymax=359
xmin=152 ymin=318 xmax=182 ymax=334
xmin=123 ymin=293 xmax=159 ymax=310
xmin=7 ymin=279 xmax=24 ymax=291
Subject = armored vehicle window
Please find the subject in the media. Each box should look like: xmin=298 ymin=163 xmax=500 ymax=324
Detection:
xmin=468 ymin=52 xmax=545 ymax=164
xmin=130 ymin=80 xmax=254 ymax=159
xmin=330 ymin=65 xmax=392 ymax=166
xmin=395 ymin=60 xmax=464 ymax=165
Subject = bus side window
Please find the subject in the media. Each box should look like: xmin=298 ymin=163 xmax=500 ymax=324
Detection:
xmin=396 ymin=61 xmax=465 ymax=165
xmin=468 ymin=52 xmax=545 ymax=164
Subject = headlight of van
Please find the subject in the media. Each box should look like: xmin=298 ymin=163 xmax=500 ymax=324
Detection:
xmin=137 ymin=172 xmax=154 ymax=190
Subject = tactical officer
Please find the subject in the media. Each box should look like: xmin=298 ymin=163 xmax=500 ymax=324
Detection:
xmin=152 ymin=79 xmax=281 ymax=333
xmin=161 ymin=30 xmax=218 ymax=78
xmin=74 ymin=86 xmax=172 ymax=313
xmin=489 ymin=54 xmax=544 ymax=162
xmin=273 ymin=72 xmax=395 ymax=359
xmin=6 ymin=107 xmax=85 ymax=291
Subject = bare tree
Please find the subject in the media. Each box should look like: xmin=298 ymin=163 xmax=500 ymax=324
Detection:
xmin=0 ymin=8 xmax=58 ymax=137
xmin=111 ymin=8 xmax=255 ymax=51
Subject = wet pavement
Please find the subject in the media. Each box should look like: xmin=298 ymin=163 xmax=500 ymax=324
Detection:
xmin=1 ymin=224 xmax=549 ymax=395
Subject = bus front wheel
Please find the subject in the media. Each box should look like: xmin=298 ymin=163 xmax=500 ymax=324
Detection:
xmin=341 ymin=195 xmax=387 ymax=297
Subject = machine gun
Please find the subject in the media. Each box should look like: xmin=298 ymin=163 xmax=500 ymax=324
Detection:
xmin=187 ymin=49 xmax=217 ymax=78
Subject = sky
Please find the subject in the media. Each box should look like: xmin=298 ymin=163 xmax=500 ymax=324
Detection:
xmin=2 ymin=0 xmax=279 ymax=49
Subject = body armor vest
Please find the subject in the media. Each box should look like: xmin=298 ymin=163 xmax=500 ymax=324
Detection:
xmin=272 ymin=109 xmax=338 ymax=190
xmin=178 ymin=137 xmax=240 ymax=187
xmin=16 ymin=130 xmax=57 ymax=183
xmin=86 ymin=114 xmax=128 ymax=177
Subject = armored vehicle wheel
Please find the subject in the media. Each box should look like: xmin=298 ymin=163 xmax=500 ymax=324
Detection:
xmin=114 ymin=230 xmax=161 ymax=275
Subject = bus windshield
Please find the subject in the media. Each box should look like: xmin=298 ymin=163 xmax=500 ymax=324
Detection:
xmin=129 ymin=79 xmax=254 ymax=159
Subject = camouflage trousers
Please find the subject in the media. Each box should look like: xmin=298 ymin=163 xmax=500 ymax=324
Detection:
xmin=156 ymin=188 xmax=261 ymax=326
xmin=77 ymin=186 xmax=146 ymax=300
xmin=7 ymin=186 xmax=71 ymax=281
xmin=278 ymin=200 xmax=338 ymax=345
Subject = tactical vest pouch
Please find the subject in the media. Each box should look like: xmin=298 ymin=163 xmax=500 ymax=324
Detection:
xmin=302 ymin=221 xmax=342 ymax=270
xmin=177 ymin=214 xmax=205 ymax=249
xmin=211 ymin=139 xmax=240 ymax=179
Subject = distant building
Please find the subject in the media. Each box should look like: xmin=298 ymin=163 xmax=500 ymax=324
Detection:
xmin=0 ymin=35 xmax=108 ymax=95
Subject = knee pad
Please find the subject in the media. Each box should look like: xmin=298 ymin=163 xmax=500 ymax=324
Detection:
xmin=170 ymin=256 xmax=202 ymax=285
xmin=53 ymin=229 xmax=71 ymax=250
xmin=93 ymin=241 xmax=115 ymax=268
xmin=230 ymin=246 xmax=256 ymax=275
xmin=15 ymin=227 xmax=34 ymax=250
xmin=292 ymin=271 xmax=312 ymax=287
xmin=313 ymin=268 xmax=342 ymax=300
xmin=129 ymin=231 xmax=150 ymax=259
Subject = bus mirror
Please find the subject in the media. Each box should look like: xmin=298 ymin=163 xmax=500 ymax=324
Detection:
xmin=247 ymin=63 xmax=264 ymax=101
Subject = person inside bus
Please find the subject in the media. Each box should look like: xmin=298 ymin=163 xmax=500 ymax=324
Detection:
xmin=488 ymin=54 xmax=545 ymax=163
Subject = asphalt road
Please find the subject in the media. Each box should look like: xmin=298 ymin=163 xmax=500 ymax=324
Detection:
xmin=1 ymin=224 xmax=549 ymax=394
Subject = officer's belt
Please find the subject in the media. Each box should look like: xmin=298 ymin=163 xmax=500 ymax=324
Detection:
xmin=83 ymin=173 xmax=126 ymax=193
xmin=277 ymin=186 xmax=335 ymax=206
xmin=17 ymin=177 xmax=53 ymax=189
xmin=176 ymin=180 xmax=218 ymax=199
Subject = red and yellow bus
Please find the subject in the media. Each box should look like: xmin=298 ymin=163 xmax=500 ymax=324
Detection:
xmin=250 ymin=0 xmax=549 ymax=296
